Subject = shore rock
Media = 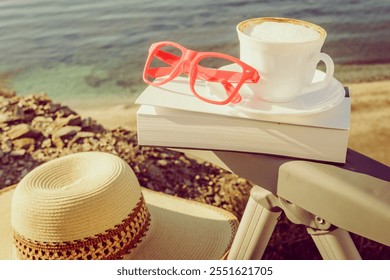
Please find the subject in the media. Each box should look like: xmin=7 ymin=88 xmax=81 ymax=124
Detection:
xmin=7 ymin=123 xmax=40 ymax=140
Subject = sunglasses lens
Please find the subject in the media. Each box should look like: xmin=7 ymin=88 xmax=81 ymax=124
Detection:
xmin=144 ymin=44 xmax=183 ymax=84
xmin=193 ymin=56 xmax=244 ymax=104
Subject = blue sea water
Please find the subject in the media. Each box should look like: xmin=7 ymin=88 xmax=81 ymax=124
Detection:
xmin=0 ymin=0 xmax=389 ymax=104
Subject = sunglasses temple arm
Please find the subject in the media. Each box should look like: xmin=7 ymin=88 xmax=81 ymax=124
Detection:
xmin=146 ymin=67 xmax=173 ymax=78
xmin=195 ymin=66 xmax=248 ymax=103
xmin=222 ymin=82 xmax=242 ymax=104
xmin=154 ymin=50 xmax=181 ymax=65
xmin=145 ymin=50 xmax=182 ymax=78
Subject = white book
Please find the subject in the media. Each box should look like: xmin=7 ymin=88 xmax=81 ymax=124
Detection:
xmin=137 ymin=99 xmax=350 ymax=163
xmin=135 ymin=74 xmax=350 ymax=163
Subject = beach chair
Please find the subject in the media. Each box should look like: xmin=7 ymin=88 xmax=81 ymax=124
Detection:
xmin=176 ymin=148 xmax=390 ymax=260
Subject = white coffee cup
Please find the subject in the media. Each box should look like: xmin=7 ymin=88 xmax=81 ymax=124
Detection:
xmin=236 ymin=17 xmax=334 ymax=103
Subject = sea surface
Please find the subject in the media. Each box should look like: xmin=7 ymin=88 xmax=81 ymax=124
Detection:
xmin=0 ymin=0 xmax=389 ymax=104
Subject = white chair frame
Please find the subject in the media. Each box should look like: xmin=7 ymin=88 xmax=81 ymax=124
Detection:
xmin=176 ymin=148 xmax=390 ymax=260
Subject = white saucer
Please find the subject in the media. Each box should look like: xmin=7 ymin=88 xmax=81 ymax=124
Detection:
xmin=212 ymin=65 xmax=345 ymax=116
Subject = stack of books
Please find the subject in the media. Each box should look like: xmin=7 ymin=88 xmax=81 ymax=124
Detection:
xmin=135 ymin=72 xmax=350 ymax=163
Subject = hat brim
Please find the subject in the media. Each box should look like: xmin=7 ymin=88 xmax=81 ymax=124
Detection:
xmin=0 ymin=185 xmax=238 ymax=260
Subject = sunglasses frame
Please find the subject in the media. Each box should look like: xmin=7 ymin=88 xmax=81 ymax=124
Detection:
xmin=143 ymin=41 xmax=260 ymax=105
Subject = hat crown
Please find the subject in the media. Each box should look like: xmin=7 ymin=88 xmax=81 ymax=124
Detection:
xmin=11 ymin=152 xmax=150 ymax=260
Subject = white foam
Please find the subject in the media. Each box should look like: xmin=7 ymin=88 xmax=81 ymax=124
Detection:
xmin=247 ymin=21 xmax=321 ymax=43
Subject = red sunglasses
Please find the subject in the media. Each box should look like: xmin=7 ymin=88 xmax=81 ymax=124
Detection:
xmin=143 ymin=41 xmax=260 ymax=105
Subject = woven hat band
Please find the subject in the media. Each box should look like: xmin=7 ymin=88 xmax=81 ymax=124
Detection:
xmin=13 ymin=196 xmax=151 ymax=260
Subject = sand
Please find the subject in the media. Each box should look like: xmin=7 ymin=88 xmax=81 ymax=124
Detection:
xmin=347 ymin=80 xmax=390 ymax=166
xmin=75 ymin=103 xmax=140 ymax=132
xmin=73 ymin=80 xmax=390 ymax=167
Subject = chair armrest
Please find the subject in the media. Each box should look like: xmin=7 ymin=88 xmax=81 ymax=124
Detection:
xmin=175 ymin=148 xmax=390 ymax=246
xmin=277 ymin=160 xmax=390 ymax=246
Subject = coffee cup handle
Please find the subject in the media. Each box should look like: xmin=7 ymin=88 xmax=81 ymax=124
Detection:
xmin=301 ymin=53 xmax=335 ymax=94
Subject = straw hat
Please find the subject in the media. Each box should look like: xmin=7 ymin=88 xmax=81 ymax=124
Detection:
xmin=0 ymin=152 xmax=238 ymax=260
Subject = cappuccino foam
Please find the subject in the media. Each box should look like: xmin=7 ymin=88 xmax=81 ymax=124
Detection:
xmin=247 ymin=21 xmax=321 ymax=43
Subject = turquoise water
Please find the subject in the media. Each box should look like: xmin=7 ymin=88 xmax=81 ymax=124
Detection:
xmin=0 ymin=0 xmax=389 ymax=104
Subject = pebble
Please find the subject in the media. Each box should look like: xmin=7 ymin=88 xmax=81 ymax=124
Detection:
xmin=157 ymin=159 xmax=168 ymax=166
xmin=7 ymin=123 xmax=40 ymax=140
xmin=10 ymin=149 xmax=26 ymax=157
